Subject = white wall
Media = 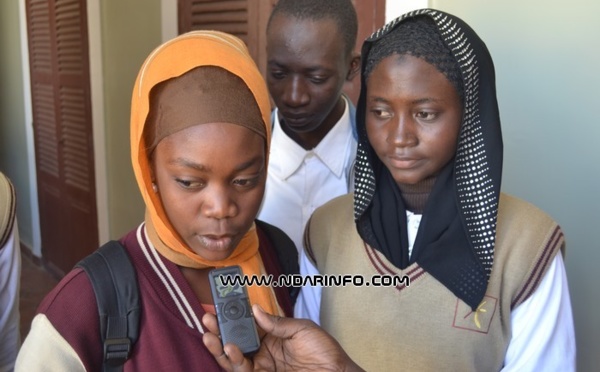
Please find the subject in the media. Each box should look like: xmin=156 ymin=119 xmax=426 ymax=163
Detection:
xmin=385 ymin=0 xmax=428 ymax=21
xmin=430 ymin=1 xmax=600 ymax=370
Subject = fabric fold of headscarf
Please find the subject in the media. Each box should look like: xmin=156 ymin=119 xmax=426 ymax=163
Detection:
xmin=130 ymin=30 xmax=281 ymax=316
xmin=354 ymin=10 xmax=503 ymax=310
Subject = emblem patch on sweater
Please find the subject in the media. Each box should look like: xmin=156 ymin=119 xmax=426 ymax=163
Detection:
xmin=452 ymin=295 xmax=498 ymax=333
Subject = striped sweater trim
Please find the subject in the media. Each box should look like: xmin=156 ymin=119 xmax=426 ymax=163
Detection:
xmin=0 ymin=174 xmax=17 ymax=248
xmin=136 ymin=224 xmax=205 ymax=334
xmin=364 ymin=242 xmax=426 ymax=292
xmin=511 ymin=225 xmax=564 ymax=308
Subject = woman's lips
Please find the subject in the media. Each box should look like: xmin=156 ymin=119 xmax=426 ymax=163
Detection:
xmin=388 ymin=156 xmax=420 ymax=169
xmin=197 ymin=235 xmax=233 ymax=251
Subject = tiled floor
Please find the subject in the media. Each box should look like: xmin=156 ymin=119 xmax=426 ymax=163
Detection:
xmin=19 ymin=252 xmax=60 ymax=340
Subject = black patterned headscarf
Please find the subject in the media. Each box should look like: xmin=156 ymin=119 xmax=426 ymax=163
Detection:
xmin=354 ymin=9 xmax=503 ymax=310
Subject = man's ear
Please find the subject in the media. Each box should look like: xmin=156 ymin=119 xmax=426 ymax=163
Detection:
xmin=346 ymin=53 xmax=361 ymax=82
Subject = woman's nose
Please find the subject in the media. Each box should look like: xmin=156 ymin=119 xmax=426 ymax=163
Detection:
xmin=202 ymin=186 xmax=238 ymax=220
xmin=389 ymin=114 xmax=418 ymax=147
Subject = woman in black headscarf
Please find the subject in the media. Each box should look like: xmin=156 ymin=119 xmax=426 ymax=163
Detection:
xmin=296 ymin=9 xmax=575 ymax=371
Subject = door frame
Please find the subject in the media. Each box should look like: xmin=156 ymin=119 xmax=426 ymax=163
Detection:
xmin=18 ymin=0 xmax=109 ymax=257
xmin=18 ymin=0 xmax=40 ymax=255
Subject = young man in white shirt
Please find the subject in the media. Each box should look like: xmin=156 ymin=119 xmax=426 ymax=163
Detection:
xmin=258 ymin=0 xmax=360 ymax=261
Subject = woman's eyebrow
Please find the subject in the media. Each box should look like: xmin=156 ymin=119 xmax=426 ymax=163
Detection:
xmin=367 ymin=96 xmax=390 ymax=104
xmin=234 ymin=156 xmax=264 ymax=172
xmin=412 ymin=97 xmax=441 ymax=105
xmin=167 ymin=156 xmax=263 ymax=172
xmin=168 ymin=158 xmax=209 ymax=171
xmin=368 ymin=96 xmax=441 ymax=104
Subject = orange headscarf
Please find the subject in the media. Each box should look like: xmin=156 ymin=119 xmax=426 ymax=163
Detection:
xmin=130 ymin=31 xmax=281 ymax=315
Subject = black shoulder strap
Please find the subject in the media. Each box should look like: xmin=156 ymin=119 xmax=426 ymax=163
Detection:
xmin=255 ymin=220 xmax=299 ymax=276
xmin=75 ymin=240 xmax=141 ymax=372
xmin=255 ymin=220 xmax=300 ymax=302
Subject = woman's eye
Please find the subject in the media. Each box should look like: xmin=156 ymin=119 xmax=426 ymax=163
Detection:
xmin=370 ymin=108 xmax=392 ymax=119
xmin=175 ymin=178 xmax=202 ymax=189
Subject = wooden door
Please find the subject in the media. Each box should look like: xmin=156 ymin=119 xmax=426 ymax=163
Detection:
xmin=178 ymin=0 xmax=277 ymax=79
xmin=25 ymin=0 xmax=98 ymax=275
xmin=178 ymin=0 xmax=386 ymax=104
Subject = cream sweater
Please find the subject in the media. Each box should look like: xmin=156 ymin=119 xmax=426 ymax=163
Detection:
xmin=306 ymin=193 xmax=565 ymax=371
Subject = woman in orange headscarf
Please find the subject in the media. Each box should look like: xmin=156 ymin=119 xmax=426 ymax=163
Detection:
xmin=17 ymin=31 xmax=297 ymax=371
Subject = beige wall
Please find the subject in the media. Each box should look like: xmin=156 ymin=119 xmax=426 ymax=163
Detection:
xmin=385 ymin=0 xmax=428 ymax=20
xmin=99 ymin=0 xmax=162 ymax=239
xmin=430 ymin=1 xmax=600 ymax=370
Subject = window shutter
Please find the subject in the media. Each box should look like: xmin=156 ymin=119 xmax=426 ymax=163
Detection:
xmin=56 ymin=0 xmax=93 ymax=192
xmin=181 ymin=0 xmax=250 ymax=42
xmin=29 ymin=0 xmax=60 ymax=180
xmin=26 ymin=0 xmax=98 ymax=274
xmin=178 ymin=0 xmax=277 ymax=76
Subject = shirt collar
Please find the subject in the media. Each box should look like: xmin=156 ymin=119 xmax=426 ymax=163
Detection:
xmin=270 ymin=97 xmax=354 ymax=180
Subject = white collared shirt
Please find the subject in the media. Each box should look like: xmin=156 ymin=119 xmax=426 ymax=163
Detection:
xmin=258 ymin=98 xmax=357 ymax=253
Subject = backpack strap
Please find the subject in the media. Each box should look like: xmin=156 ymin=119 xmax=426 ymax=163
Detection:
xmin=255 ymin=220 xmax=299 ymax=276
xmin=75 ymin=240 xmax=141 ymax=372
xmin=255 ymin=220 xmax=300 ymax=302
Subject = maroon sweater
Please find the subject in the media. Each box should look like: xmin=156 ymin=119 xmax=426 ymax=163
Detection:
xmin=36 ymin=223 xmax=294 ymax=371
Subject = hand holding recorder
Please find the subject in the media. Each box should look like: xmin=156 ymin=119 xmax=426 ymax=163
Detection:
xmin=202 ymin=302 xmax=364 ymax=372
xmin=208 ymin=266 xmax=261 ymax=356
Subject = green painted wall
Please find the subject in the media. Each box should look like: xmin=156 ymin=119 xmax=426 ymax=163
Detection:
xmin=431 ymin=1 xmax=599 ymax=369
xmin=100 ymin=0 xmax=162 ymax=239
xmin=0 ymin=0 xmax=34 ymax=248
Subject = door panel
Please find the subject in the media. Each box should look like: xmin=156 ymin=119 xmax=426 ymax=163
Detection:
xmin=26 ymin=0 xmax=98 ymax=275
xmin=178 ymin=0 xmax=270 ymax=74
xmin=346 ymin=0 xmax=386 ymax=104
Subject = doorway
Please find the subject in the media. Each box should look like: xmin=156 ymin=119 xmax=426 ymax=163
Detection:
xmin=25 ymin=0 xmax=98 ymax=275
